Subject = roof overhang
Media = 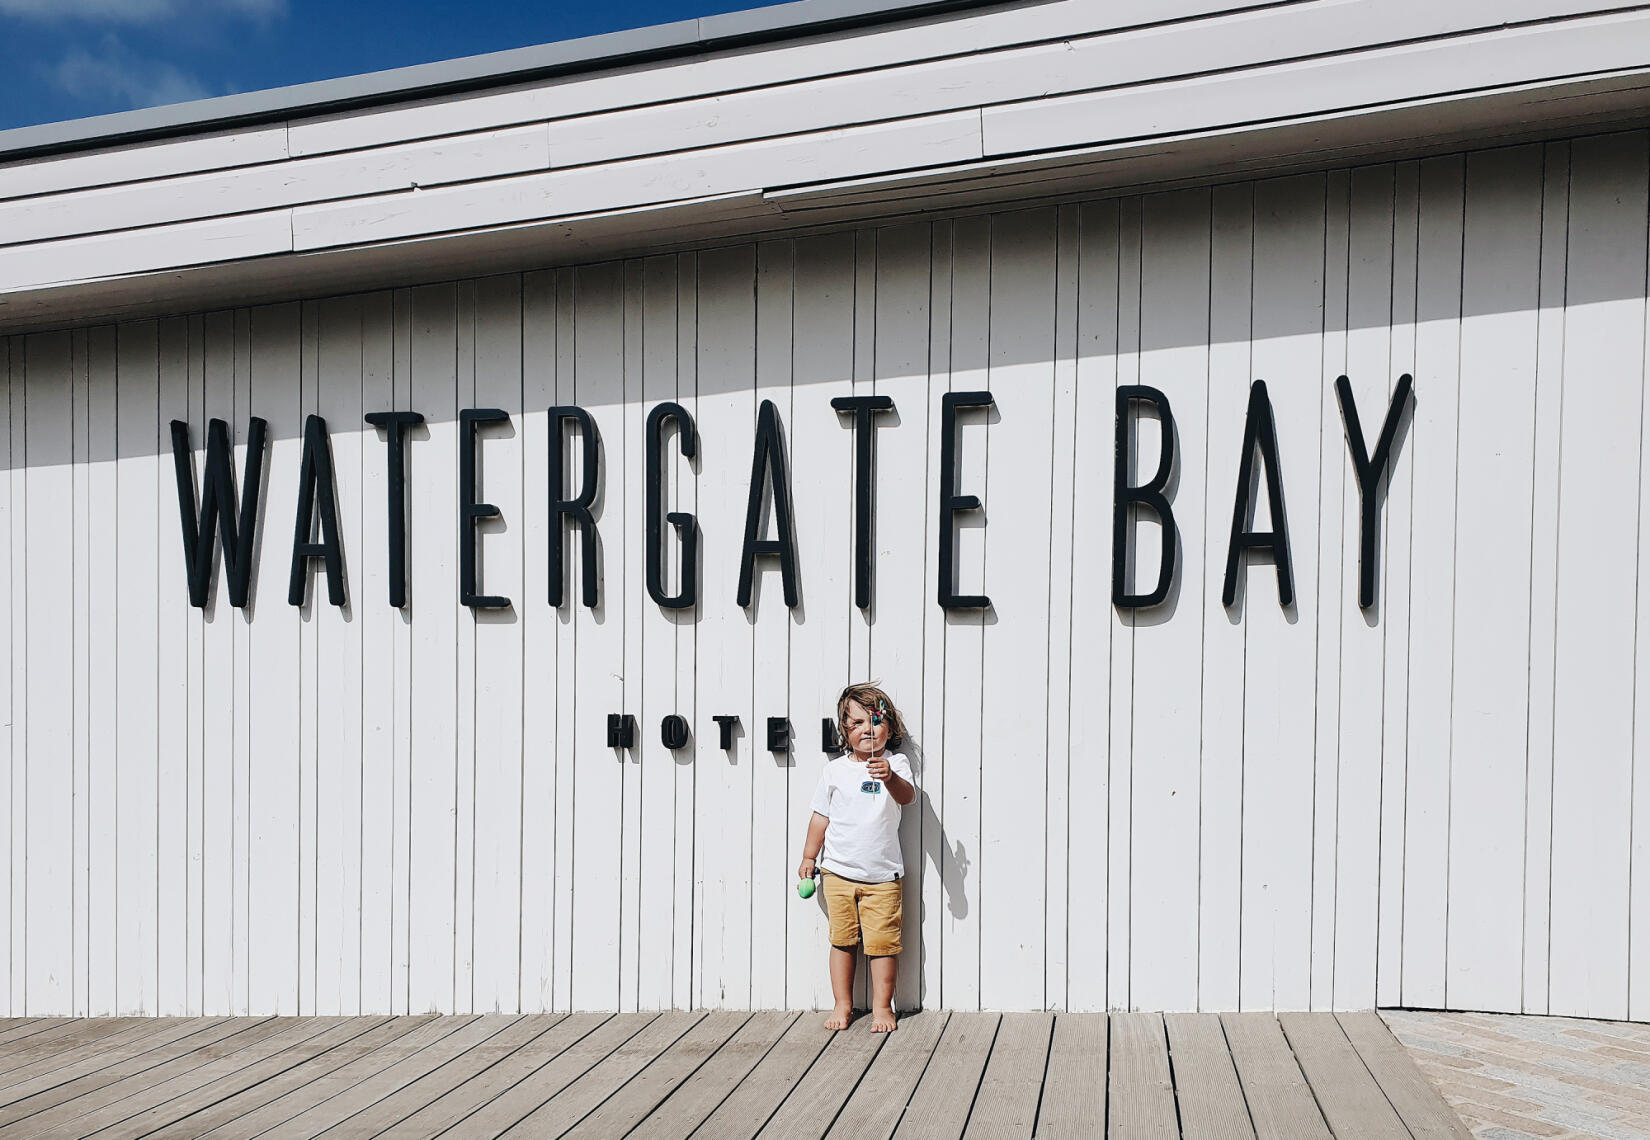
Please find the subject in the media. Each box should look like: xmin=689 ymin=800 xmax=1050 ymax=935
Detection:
xmin=2 ymin=0 xmax=1648 ymax=334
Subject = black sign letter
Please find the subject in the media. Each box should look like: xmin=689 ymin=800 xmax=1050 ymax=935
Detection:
xmin=550 ymin=406 xmax=600 ymax=609
xmin=461 ymin=408 xmax=510 ymax=609
xmin=607 ymin=713 xmax=636 ymax=749
xmin=288 ymin=414 xmax=346 ymax=608
xmin=737 ymin=399 xmax=799 ymax=608
xmin=1113 ymin=385 xmax=1177 ymax=609
xmin=1222 ymin=380 xmax=1294 ymax=609
xmin=171 ymin=416 xmax=268 ymax=609
xmin=646 ymin=401 xmax=698 ymax=609
xmin=938 ymin=391 xmax=994 ymax=609
xmin=364 ymin=411 xmax=424 ymax=608
xmin=1337 ymin=373 xmax=1413 ymax=610
xmin=830 ymin=395 xmax=895 ymax=609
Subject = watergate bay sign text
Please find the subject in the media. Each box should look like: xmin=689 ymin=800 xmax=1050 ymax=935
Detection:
xmin=169 ymin=375 xmax=1412 ymax=619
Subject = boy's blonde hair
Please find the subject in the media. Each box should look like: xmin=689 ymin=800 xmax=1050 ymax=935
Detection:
xmin=836 ymin=683 xmax=907 ymax=750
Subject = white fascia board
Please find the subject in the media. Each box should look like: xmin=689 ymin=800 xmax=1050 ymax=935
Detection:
xmin=766 ymin=70 xmax=1650 ymax=213
xmin=0 ymin=0 xmax=999 ymax=163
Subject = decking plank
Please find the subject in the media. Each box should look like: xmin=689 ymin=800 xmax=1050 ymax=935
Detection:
xmin=221 ymin=1009 xmax=508 ymax=1135
xmin=562 ymin=1011 xmax=748 ymax=1138
xmin=961 ymin=1011 xmax=1053 ymax=1139
xmin=628 ymin=1010 xmax=798 ymax=1140
xmin=1221 ymin=1013 xmax=1331 ymax=1140
xmin=825 ymin=1011 xmax=949 ymax=1140
xmin=500 ymin=1011 xmax=704 ymax=1137
xmin=317 ymin=1014 xmax=570 ymax=1138
xmin=0 ymin=1008 xmax=1479 ymax=1140
xmin=33 ymin=1022 xmax=392 ymax=1135
xmin=431 ymin=1011 xmax=658 ymax=1136
xmin=757 ymin=1014 xmax=886 ymax=1140
xmin=242 ymin=1013 xmax=519 ymax=1138
xmin=1341 ymin=1013 xmax=1472 ymax=1140
xmin=372 ymin=1012 xmax=610 ymax=1139
xmin=695 ymin=1012 xmax=834 ymax=1140
xmin=0 ymin=1017 xmax=182 ymax=1089
xmin=19 ymin=1017 xmax=347 ymax=1139
xmin=1278 ymin=1013 xmax=1408 ymax=1139
xmin=1108 ymin=1012 xmax=1178 ymax=1140
xmin=0 ymin=1020 xmax=72 ymax=1050
xmin=0 ymin=1017 xmax=243 ymax=1130
xmin=114 ymin=1018 xmax=403 ymax=1139
xmin=1164 ymin=1012 xmax=1254 ymax=1140
xmin=178 ymin=1015 xmax=476 ymax=1139
xmin=892 ymin=1012 xmax=999 ymax=1140
xmin=1038 ymin=1013 xmax=1106 ymax=1139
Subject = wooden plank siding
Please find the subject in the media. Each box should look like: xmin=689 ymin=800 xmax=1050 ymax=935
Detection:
xmin=0 ymin=137 xmax=1648 ymax=1022
xmin=3 ymin=1 xmax=1650 ymax=322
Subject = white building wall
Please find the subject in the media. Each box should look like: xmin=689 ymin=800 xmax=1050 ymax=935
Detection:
xmin=3 ymin=135 xmax=1649 ymax=1019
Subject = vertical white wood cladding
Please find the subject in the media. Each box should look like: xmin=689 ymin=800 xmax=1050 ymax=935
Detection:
xmin=1376 ymin=161 xmax=1420 ymax=1013
xmin=12 ymin=135 xmax=1650 ymax=1017
xmin=1132 ymin=191 xmax=1209 ymax=1013
xmin=636 ymin=255 xmax=684 ymax=1013
xmin=787 ymin=234 xmax=854 ymax=1012
xmin=1200 ymin=185 xmax=1253 ymax=1015
xmin=519 ymin=270 xmax=559 ymax=1014
xmin=1551 ymin=133 xmax=1649 ymax=1021
xmin=980 ymin=208 xmax=1056 ymax=1012
xmin=1448 ymin=146 xmax=1544 ymax=1014
xmin=751 ymin=239 xmax=792 ymax=1013
xmin=695 ymin=247 xmax=755 ymax=1012
xmin=1243 ymin=175 xmax=1324 ymax=1014
xmin=154 ymin=316 xmax=186 ymax=1017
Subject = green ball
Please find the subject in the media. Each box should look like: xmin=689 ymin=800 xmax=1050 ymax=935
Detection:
xmin=797 ymin=878 xmax=816 ymax=899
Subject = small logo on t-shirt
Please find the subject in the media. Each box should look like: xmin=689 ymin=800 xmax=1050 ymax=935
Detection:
xmin=860 ymin=781 xmax=881 ymax=794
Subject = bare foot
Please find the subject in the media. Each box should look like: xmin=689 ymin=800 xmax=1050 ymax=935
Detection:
xmin=824 ymin=1005 xmax=853 ymax=1031
xmin=870 ymin=1007 xmax=897 ymax=1033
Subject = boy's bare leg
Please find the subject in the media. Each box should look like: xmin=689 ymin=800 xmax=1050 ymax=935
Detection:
xmin=825 ymin=945 xmax=856 ymax=1029
xmin=869 ymin=955 xmax=898 ymax=1032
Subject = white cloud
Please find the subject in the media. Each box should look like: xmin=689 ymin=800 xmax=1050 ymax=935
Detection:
xmin=0 ymin=0 xmax=283 ymax=22
xmin=52 ymin=36 xmax=213 ymax=110
xmin=17 ymin=0 xmax=290 ymax=114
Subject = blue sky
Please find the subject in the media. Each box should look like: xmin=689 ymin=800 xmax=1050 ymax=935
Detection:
xmin=0 ymin=0 xmax=794 ymax=132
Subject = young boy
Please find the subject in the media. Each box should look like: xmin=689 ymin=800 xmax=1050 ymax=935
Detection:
xmin=796 ymin=683 xmax=916 ymax=1032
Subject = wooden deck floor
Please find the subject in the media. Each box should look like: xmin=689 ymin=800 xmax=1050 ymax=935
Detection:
xmin=0 ymin=1010 xmax=1470 ymax=1138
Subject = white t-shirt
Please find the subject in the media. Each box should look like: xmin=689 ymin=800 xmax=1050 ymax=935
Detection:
xmin=809 ymin=751 xmax=914 ymax=883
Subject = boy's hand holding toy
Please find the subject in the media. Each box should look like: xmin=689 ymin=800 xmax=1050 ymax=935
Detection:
xmin=796 ymin=856 xmax=818 ymax=898
xmin=866 ymin=756 xmax=892 ymax=781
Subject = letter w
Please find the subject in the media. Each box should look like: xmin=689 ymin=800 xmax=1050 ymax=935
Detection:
xmin=171 ymin=417 xmax=268 ymax=609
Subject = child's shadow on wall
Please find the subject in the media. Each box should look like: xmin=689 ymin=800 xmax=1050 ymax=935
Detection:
xmin=899 ymin=738 xmax=969 ymax=1012
xmin=904 ymin=740 xmax=969 ymax=920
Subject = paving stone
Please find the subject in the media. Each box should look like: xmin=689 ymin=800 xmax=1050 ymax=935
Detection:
xmin=1447 ymin=1099 xmax=1568 ymax=1137
xmin=1438 ymin=1068 xmax=1520 ymax=1095
xmin=1387 ymin=1011 xmax=1650 ymax=1140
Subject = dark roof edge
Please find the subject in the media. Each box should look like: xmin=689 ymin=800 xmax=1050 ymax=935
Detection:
xmin=0 ymin=0 xmax=1003 ymax=163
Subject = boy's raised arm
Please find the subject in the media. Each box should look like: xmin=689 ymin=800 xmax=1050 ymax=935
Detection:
xmin=882 ymin=770 xmax=916 ymax=806
xmin=871 ymin=754 xmax=917 ymax=806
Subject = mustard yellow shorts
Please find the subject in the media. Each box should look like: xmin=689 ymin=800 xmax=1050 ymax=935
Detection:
xmin=822 ymin=871 xmax=903 ymax=956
